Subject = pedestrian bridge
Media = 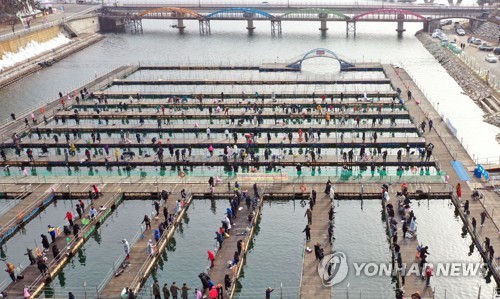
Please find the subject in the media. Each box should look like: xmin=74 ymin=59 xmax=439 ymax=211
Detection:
xmin=286 ymin=48 xmax=355 ymax=71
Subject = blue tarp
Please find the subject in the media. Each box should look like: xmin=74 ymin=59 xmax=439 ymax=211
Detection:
xmin=451 ymin=161 xmax=471 ymax=181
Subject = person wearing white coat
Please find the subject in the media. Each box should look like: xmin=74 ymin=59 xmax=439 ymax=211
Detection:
xmin=122 ymin=239 xmax=130 ymax=258
xmin=224 ymin=216 xmax=232 ymax=231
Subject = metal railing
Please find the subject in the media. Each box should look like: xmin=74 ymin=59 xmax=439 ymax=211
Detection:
xmin=458 ymin=52 xmax=500 ymax=92
xmin=228 ymin=185 xmax=266 ymax=298
xmin=127 ymin=188 xmax=193 ymax=293
xmin=0 ymin=5 xmax=102 ymax=42
xmin=0 ymin=187 xmax=56 ymax=244
xmin=96 ymin=226 xmax=143 ymax=293
xmin=25 ymin=191 xmax=122 ymax=295
xmin=449 ymin=186 xmax=500 ymax=289
xmin=0 ymin=183 xmax=33 ymax=218
xmin=97 ymin=184 xmax=177 ymax=294
xmin=0 ymin=64 xmax=136 ymax=131
xmin=475 ymin=156 xmax=500 ymax=166
xmin=400 ymin=62 xmax=483 ymax=164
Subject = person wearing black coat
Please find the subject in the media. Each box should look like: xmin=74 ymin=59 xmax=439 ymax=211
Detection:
xmin=52 ymin=244 xmax=60 ymax=260
xmin=224 ymin=274 xmax=231 ymax=291
xmin=41 ymin=234 xmax=50 ymax=250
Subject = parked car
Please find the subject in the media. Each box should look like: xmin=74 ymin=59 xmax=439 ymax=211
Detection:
xmin=479 ymin=42 xmax=494 ymax=51
xmin=440 ymin=19 xmax=452 ymax=26
xmin=493 ymin=47 xmax=500 ymax=55
xmin=485 ymin=54 xmax=498 ymax=63
xmin=456 ymin=28 xmax=466 ymax=36
xmin=468 ymin=37 xmax=482 ymax=45
xmin=432 ymin=29 xmax=443 ymax=38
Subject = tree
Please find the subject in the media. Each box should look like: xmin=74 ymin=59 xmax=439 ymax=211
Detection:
xmin=0 ymin=0 xmax=35 ymax=32
xmin=0 ymin=13 xmax=19 ymax=32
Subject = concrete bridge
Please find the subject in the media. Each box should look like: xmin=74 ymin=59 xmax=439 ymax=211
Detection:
xmin=99 ymin=4 xmax=494 ymax=36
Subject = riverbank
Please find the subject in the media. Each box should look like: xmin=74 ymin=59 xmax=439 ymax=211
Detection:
xmin=0 ymin=32 xmax=104 ymax=89
xmin=415 ymin=30 xmax=500 ymax=143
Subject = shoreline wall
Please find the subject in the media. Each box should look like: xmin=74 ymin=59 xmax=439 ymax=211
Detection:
xmin=0 ymin=16 xmax=100 ymax=57
xmin=0 ymin=26 xmax=62 ymax=56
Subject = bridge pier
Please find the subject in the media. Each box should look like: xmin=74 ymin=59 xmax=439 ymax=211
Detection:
xmin=199 ymin=19 xmax=211 ymax=35
xmin=427 ymin=20 xmax=440 ymax=33
xmin=346 ymin=21 xmax=356 ymax=37
xmin=319 ymin=19 xmax=328 ymax=32
xmin=177 ymin=18 xmax=186 ymax=31
xmin=469 ymin=18 xmax=486 ymax=31
xmin=271 ymin=20 xmax=282 ymax=36
xmin=247 ymin=18 xmax=255 ymax=31
xmin=423 ymin=21 xmax=429 ymax=33
xmin=396 ymin=14 xmax=406 ymax=38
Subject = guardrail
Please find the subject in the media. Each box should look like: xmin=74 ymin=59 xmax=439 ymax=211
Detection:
xmin=0 ymin=5 xmax=102 ymax=43
xmin=0 ymin=184 xmax=33 ymax=218
xmin=97 ymin=226 xmax=143 ymax=293
xmin=97 ymin=185 xmax=177 ymax=294
xmin=0 ymin=64 xmax=137 ymax=135
xmin=475 ymin=156 xmax=500 ymax=166
xmin=458 ymin=52 xmax=500 ymax=92
xmin=25 ymin=191 xmax=123 ymax=297
xmin=448 ymin=185 xmax=500 ymax=288
xmin=228 ymin=185 xmax=266 ymax=298
xmin=0 ymin=188 xmax=56 ymax=244
xmin=127 ymin=188 xmax=193 ymax=294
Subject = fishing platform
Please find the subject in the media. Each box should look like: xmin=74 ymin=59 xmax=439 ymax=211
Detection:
xmin=0 ymin=54 xmax=498 ymax=299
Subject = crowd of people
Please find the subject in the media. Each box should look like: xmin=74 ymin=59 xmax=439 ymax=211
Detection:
xmin=2 ymin=184 xmax=108 ymax=299
xmin=121 ymin=182 xmax=262 ymax=299
xmin=384 ymin=182 xmax=434 ymax=298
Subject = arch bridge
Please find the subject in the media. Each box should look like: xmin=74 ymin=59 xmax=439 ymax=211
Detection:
xmin=349 ymin=9 xmax=428 ymax=37
xmin=100 ymin=5 xmax=492 ymax=37
xmin=286 ymin=48 xmax=355 ymax=71
xmin=353 ymin=9 xmax=428 ymax=22
xmin=279 ymin=8 xmax=349 ymax=21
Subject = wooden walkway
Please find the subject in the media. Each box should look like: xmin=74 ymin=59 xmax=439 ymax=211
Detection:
xmin=4 ymin=191 xmax=123 ymax=297
xmin=299 ymin=183 xmax=332 ymax=299
xmin=385 ymin=185 xmax=434 ymax=298
xmin=385 ymin=64 xmax=500 ymax=294
xmin=0 ymin=184 xmax=56 ymax=244
xmin=204 ymin=184 xmax=264 ymax=299
xmin=94 ymin=91 xmax=399 ymax=99
xmin=53 ymin=110 xmax=411 ymax=120
xmin=0 ymin=65 xmax=138 ymax=140
xmin=99 ymin=184 xmax=191 ymax=298
xmin=6 ymin=136 xmax=426 ymax=150
xmin=111 ymin=78 xmax=391 ymax=86
xmin=0 ymin=152 xmax=436 ymax=168
xmin=0 ymin=61 xmax=496 ymax=298
xmin=73 ymin=99 xmax=405 ymax=110
xmin=34 ymin=123 xmax=417 ymax=134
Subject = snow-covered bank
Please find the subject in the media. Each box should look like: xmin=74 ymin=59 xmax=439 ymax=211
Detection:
xmin=0 ymin=33 xmax=71 ymax=71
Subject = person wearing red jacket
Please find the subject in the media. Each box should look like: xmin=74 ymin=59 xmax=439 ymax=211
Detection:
xmin=208 ymin=286 xmax=218 ymax=299
xmin=65 ymin=211 xmax=74 ymax=226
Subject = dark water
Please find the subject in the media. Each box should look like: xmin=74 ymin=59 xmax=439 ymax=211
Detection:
xmin=332 ymin=200 xmax=394 ymax=298
xmin=0 ymin=19 xmax=498 ymax=156
xmin=0 ymin=200 xmax=76 ymax=283
xmin=411 ymin=200 xmax=495 ymax=298
xmin=234 ymin=201 xmax=306 ymax=299
xmin=137 ymin=199 xmax=231 ymax=298
xmin=42 ymin=200 xmax=154 ymax=298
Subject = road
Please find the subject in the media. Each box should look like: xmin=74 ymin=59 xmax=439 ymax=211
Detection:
xmin=442 ymin=23 xmax=500 ymax=84
xmin=0 ymin=4 xmax=98 ymax=38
